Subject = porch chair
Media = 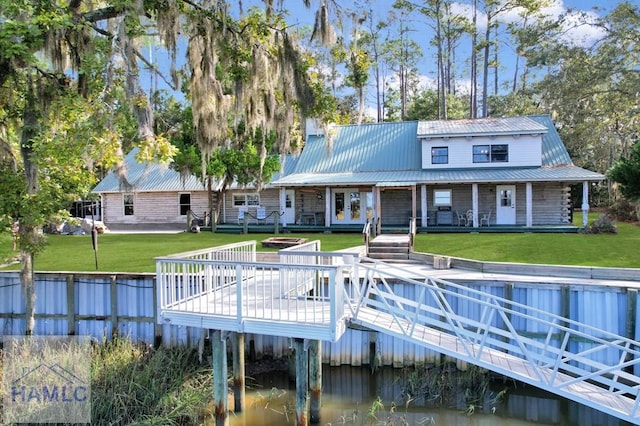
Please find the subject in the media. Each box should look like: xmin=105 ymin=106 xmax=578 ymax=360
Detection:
xmin=480 ymin=209 xmax=492 ymax=226
xmin=455 ymin=210 xmax=467 ymax=226
xmin=256 ymin=207 xmax=268 ymax=224
xmin=237 ymin=206 xmax=249 ymax=224
xmin=466 ymin=209 xmax=474 ymax=226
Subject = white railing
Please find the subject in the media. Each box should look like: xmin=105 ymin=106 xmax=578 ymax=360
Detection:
xmin=351 ymin=259 xmax=640 ymax=420
xmin=157 ymin=259 xmax=344 ymax=326
xmin=156 ymin=241 xmax=257 ymax=311
xmin=157 ymin=241 xmax=348 ymax=327
xmin=162 ymin=240 xmax=257 ymax=262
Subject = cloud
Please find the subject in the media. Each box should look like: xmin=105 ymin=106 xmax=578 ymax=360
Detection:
xmin=450 ymin=0 xmax=606 ymax=48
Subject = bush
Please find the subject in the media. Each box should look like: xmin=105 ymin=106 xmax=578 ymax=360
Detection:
xmin=581 ymin=215 xmax=617 ymax=234
xmin=607 ymin=199 xmax=637 ymax=222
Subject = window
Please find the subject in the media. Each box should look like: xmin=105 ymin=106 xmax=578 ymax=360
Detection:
xmin=124 ymin=193 xmax=134 ymax=216
xmin=179 ymin=193 xmax=191 ymax=216
xmin=433 ymin=189 xmax=451 ymax=206
xmin=431 ymin=147 xmax=448 ymax=164
xmin=491 ymin=144 xmax=508 ymax=162
xmin=473 ymin=144 xmax=509 ymax=163
xmin=233 ymin=193 xmax=260 ymax=207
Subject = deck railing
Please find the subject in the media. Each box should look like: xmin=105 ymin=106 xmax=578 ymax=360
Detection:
xmin=156 ymin=241 xmax=347 ymax=330
xmin=351 ymin=259 xmax=640 ymax=420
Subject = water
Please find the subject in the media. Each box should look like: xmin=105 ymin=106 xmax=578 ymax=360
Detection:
xmin=210 ymin=366 xmax=632 ymax=426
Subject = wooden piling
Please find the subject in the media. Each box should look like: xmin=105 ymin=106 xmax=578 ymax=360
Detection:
xmin=211 ymin=330 xmax=228 ymax=426
xmin=294 ymin=338 xmax=309 ymax=426
xmin=309 ymin=340 xmax=322 ymax=424
xmin=232 ymin=332 xmax=245 ymax=412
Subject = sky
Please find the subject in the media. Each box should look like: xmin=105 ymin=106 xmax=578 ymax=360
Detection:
xmin=146 ymin=0 xmax=618 ymax=114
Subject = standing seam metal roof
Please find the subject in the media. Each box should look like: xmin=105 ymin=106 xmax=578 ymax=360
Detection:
xmin=272 ymin=115 xmax=603 ymax=187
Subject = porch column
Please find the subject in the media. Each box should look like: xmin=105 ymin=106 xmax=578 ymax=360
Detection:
xmin=325 ymin=187 xmax=331 ymax=228
xmin=280 ymin=187 xmax=287 ymax=227
xmin=526 ymin=182 xmax=533 ymax=227
xmin=375 ymin=186 xmax=382 ymax=235
xmin=411 ymin=185 xmax=417 ymax=223
xmin=582 ymin=181 xmax=590 ymax=227
xmin=212 ymin=330 xmax=228 ymax=426
xmin=472 ymin=183 xmax=479 ymax=227
xmin=420 ymin=184 xmax=428 ymax=228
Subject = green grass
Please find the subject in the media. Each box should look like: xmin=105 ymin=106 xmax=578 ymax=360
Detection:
xmin=1 ymin=213 xmax=638 ymax=272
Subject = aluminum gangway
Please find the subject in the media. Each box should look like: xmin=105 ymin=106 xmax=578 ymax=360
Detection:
xmin=348 ymin=258 xmax=640 ymax=425
xmin=156 ymin=241 xmax=640 ymax=424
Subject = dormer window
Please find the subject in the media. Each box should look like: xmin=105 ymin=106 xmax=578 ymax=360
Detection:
xmin=431 ymin=147 xmax=448 ymax=164
xmin=473 ymin=144 xmax=509 ymax=163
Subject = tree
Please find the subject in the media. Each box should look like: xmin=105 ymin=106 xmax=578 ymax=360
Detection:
xmin=608 ymin=141 xmax=640 ymax=217
xmin=0 ymin=0 xmax=325 ymax=335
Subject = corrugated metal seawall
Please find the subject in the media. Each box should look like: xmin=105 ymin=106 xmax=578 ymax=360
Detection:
xmin=1 ymin=272 xmax=638 ymax=368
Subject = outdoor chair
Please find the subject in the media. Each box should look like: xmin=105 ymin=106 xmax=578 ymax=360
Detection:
xmin=256 ymin=207 xmax=268 ymax=224
xmin=455 ymin=211 xmax=467 ymax=226
xmin=466 ymin=209 xmax=474 ymax=226
xmin=480 ymin=209 xmax=492 ymax=226
xmin=237 ymin=206 xmax=249 ymax=224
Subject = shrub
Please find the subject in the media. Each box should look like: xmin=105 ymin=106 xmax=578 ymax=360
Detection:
xmin=607 ymin=199 xmax=638 ymax=222
xmin=581 ymin=215 xmax=617 ymax=234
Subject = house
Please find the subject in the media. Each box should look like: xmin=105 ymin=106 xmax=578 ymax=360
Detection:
xmin=271 ymin=115 xmax=605 ymax=232
xmin=92 ymin=148 xmax=210 ymax=230
xmin=92 ymin=148 xmax=288 ymax=229
xmin=94 ymin=115 xmax=605 ymax=233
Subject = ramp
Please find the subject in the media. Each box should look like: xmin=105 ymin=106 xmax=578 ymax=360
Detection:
xmin=349 ymin=260 xmax=640 ymax=425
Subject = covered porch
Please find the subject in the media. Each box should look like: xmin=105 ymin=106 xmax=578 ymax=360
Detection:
xmin=257 ymin=180 xmax=590 ymax=234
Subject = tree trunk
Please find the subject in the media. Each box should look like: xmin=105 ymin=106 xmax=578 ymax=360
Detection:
xmin=20 ymin=82 xmax=40 ymax=336
xmin=470 ymin=0 xmax=478 ymax=118
xmin=20 ymin=244 xmax=36 ymax=335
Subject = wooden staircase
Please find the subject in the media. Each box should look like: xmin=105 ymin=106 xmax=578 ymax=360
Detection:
xmin=367 ymin=234 xmax=411 ymax=261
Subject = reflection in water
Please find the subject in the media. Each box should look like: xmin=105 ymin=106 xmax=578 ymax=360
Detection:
xmin=210 ymin=366 xmax=632 ymax=426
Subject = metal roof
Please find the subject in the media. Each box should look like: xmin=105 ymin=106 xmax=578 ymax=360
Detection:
xmin=92 ymin=148 xmax=206 ymax=193
xmin=272 ymin=115 xmax=604 ymax=187
xmin=293 ymin=121 xmax=420 ymax=173
xmin=417 ymin=116 xmax=548 ymax=137
xmin=273 ymin=165 xmax=605 ymax=186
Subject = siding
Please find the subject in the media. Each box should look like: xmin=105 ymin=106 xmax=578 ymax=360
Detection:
xmin=221 ymin=188 xmax=282 ymax=224
xmin=101 ymin=191 xmax=209 ymax=226
xmin=422 ymin=134 xmax=542 ymax=169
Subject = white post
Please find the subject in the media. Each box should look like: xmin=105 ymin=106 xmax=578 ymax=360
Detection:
xmin=421 ymin=184 xmax=428 ymax=228
xmin=325 ymin=187 xmax=331 ymax=227
xmin=526 ymin=182 xmax=533 ymax=227
xmin=279 ymin=187 xmax=287 ymax=227
xmin=582 ymin=181 xmax=590 ymax=227
xmin=472 ymin=183 xmax=479 ymax=227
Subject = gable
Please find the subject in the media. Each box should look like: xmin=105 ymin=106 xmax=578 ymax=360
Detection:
xmin=291 ymin=121 xmax=420 ymax=174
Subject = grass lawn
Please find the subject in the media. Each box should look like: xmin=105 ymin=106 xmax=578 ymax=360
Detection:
xmin=0 ymin=212 xmax=638 ymax=272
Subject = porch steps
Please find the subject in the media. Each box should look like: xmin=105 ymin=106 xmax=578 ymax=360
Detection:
xmin=367 ymin=234 xmax=411 ymax=261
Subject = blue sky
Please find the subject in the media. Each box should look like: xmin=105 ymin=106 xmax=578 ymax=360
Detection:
xmin=146 ymin=0 xmax=617 ymax=112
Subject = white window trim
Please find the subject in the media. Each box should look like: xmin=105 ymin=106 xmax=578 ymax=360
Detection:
xmin=433 ymin=189 xmax=452 ymax=206
xmin=233 ymin=193 xmax=260 ymax=207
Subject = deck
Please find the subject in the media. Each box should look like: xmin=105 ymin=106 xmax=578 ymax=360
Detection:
xmin=156 ymin=240 xmax=640 ymax=425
